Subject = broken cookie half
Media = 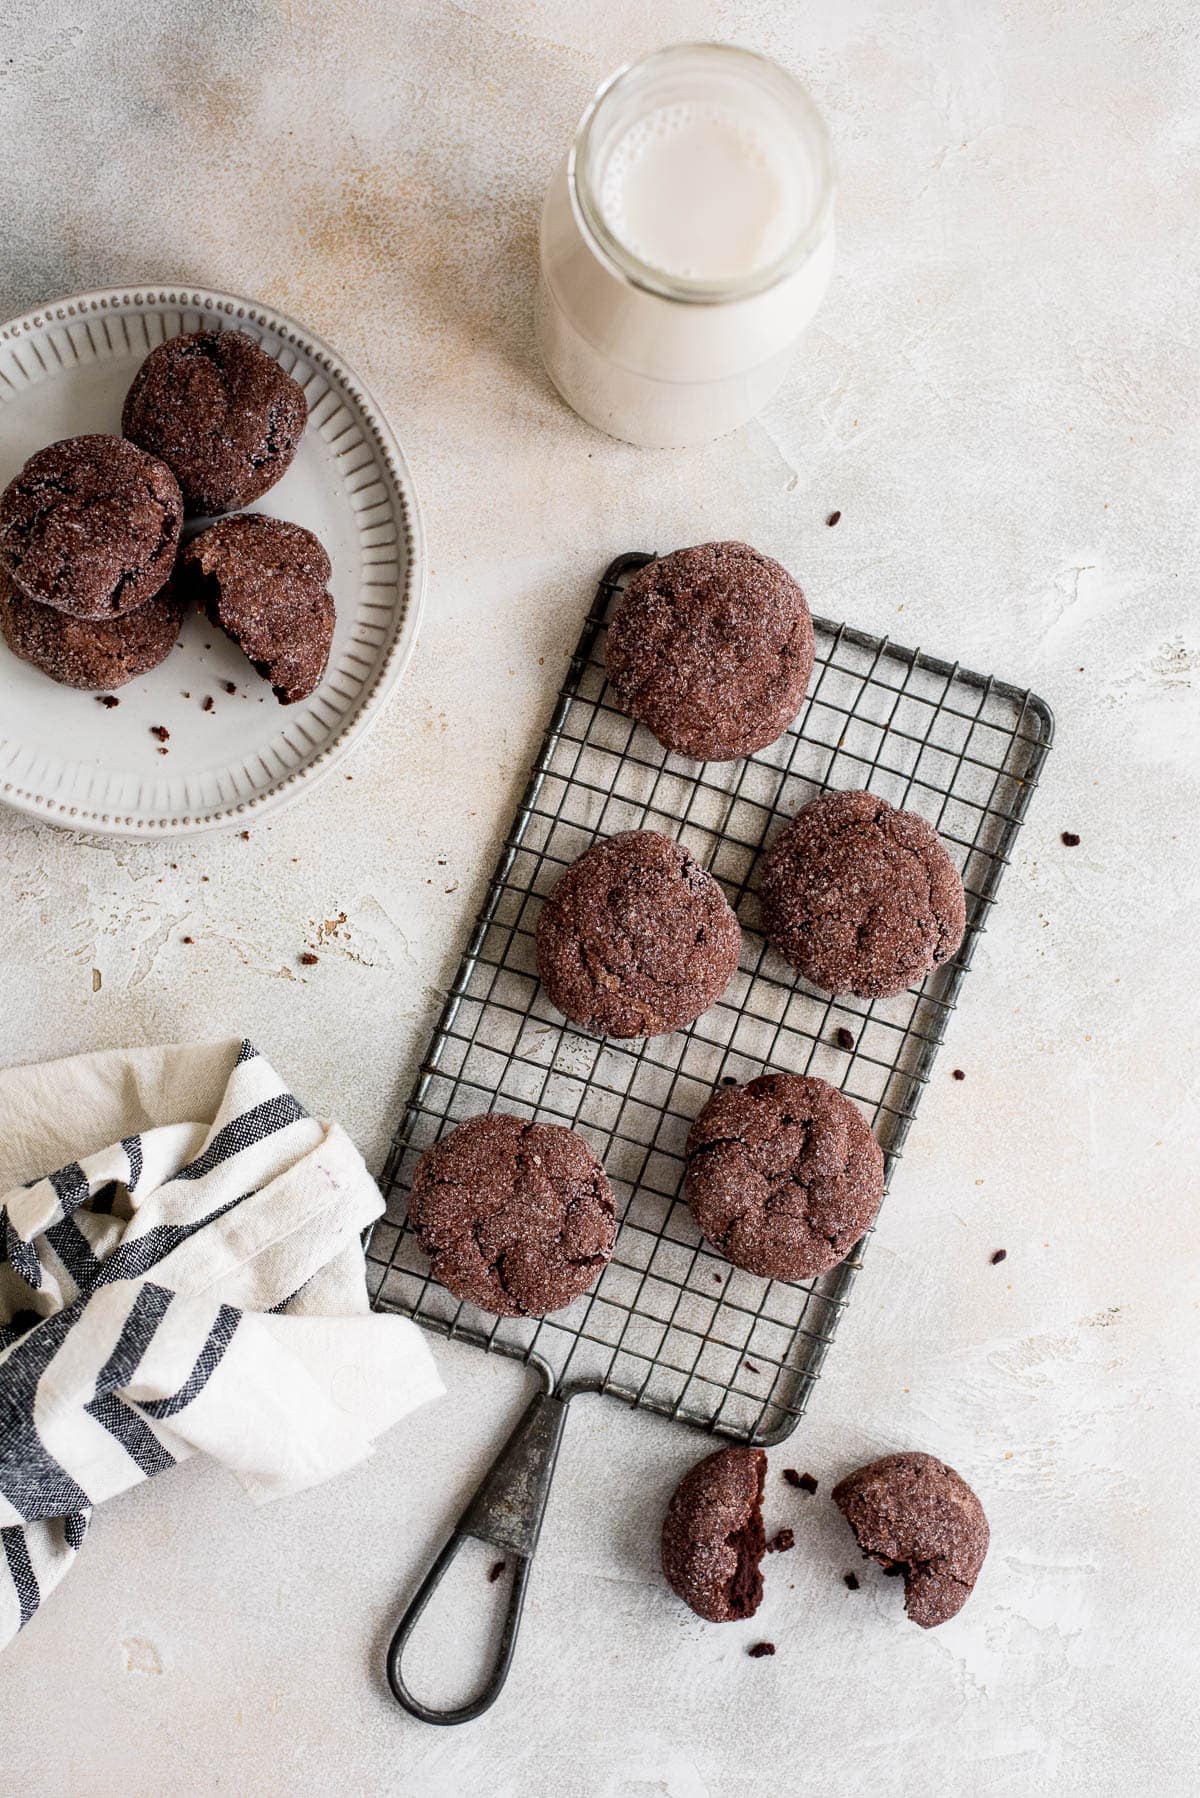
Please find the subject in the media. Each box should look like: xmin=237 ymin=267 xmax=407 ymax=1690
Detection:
xmin=832 ymin=1450 xmax=988 ymax=1627
xmin=178 ymin=513 xmax=334 ymax=704
xmin=661 ymin=1446 xmax=767 ymax=1622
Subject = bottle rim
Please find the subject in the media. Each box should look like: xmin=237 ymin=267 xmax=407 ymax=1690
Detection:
xmin=568 ymin=42 xmax=836 ymax=307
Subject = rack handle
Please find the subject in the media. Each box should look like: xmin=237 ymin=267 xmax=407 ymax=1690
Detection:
xmin=385 ymin=1385 xmax=569 ymax=1725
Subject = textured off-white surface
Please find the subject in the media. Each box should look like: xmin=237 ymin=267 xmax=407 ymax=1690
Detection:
xmin=0 ymin=3 xmax=1197 ymax=1795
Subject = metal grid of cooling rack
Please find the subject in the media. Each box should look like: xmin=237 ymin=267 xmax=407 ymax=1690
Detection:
xmin=368 ymin=551 xmax=1053 ymax=1447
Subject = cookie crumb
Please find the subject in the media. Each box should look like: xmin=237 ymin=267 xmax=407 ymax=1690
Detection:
xmin=952 ymin=1068 xmax=965 ymax=1081
xmin=239 ymin=830 xmax=250 ymax=840
xmin=712 ymin=1272 xmax=723 ymax=1284
xmin=299 ymin=952 xmax=319 ymax=966
xmin=181 ymin=935 xmax=194 ymax=944
xmin=744 ymin=1361 xmax=761 ymax=1376
xmin=202 ymin=695 xmax=214 ymax=712
xmin=843 ymin=1571 xmax=860 ymax=1590
xmin=991 ymin=1248 xmax=1008 ymax=1265
xmin=825 ymin=510 xmax=841 ymax=527
xmin=1061 ymin=831 xmax=1080 ymax=847
xmin=91 ymin=968 xmax=102 ymax=992
xmin=767 ymin=1529 xmax=794 ymax=1554
xmin=150 ymin=724 xmax=169 ymax=742
xmin=223 ymin=680 xmax=237 ymax=694
xmin=488 ymin=1561 xmax=506 ymax=1583
xmin=783 ymin=1469 xmax=818 ymax=1494
xmin=96 ymin=694 xmax=119 ymax=709
xmin=157 ymin=746 xmax=169 ymax=755
xmin=747 ymin=1641 xmax=775 ymax=1658
xmin=834 ymin=1026 xmax=856 ymax=1052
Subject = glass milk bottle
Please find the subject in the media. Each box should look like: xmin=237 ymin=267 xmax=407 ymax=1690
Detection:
xmin=536 ymin=43 xmax=835 ymax=449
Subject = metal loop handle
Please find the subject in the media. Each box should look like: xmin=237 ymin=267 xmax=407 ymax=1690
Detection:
xmin=386 ymin=1385 xmax=569 ymax=1725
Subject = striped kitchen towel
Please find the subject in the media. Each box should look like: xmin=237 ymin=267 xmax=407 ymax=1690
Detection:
xmin=0 ymin=1036 xmax=442 ymax=1648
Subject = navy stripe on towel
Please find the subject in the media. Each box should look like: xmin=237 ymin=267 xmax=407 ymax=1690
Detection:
xmin=139 ymin=1306 xmax=240 ymax=1420
xmin=1 ymin=1526 xmax=39 ymax=1628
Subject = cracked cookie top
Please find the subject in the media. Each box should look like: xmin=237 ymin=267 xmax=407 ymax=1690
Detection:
xmin=661 ymin=1446 xmax=767 ymax=1623
xmin=758 ymin=788 xmax=966 ymax=998
xmin=0 ymin=571 xmax=183 ymax=690
xmin=0 ymin=435 xmax=182 ymax=618
xmin=535 ymin=830 xmax=742 ymax=1039
xmin=684 ymin=1072 xmax=883 ymax=1281
xmin=832 ymin=1451 xmax=989 ymax=1628
xmin=122 ymin=329 xmax=308 ymax=514
xmin=606 ymin=541 xmax=814 ymax=762
xmin=408 ymin=1112 xmax=617 ymax=1318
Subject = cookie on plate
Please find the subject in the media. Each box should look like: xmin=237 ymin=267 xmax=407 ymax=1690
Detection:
xmin=606 ymin=541 xmax=814 ymax=762
xmin=832 ymin=1451 xmax=989 ymax=1627
xmin=0 ymin=572 xmax=183 ymax=690
xmin=0 ymin=435 xmax=182 ymax=619
xmin=122 ymin=329 xmax=308 ymax=515
xmin=535 ymin=830 xmax=741 ymax=1039
xmin=661 ymin=1446 xmax=767 ymax=1622
xmin=685 ymin=1072 xmax=883 ymax=1281
xmin=408 ymin=1112 xmax=616 ymax=1318
xmin=759 ymin=789 xmax=966 ymax=997
xmin=177 ymin=514 xmax=334 ymax=704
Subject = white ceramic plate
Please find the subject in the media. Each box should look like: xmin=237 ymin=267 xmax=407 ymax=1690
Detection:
xmin=0 ymin=286 xmax=424 ymax=837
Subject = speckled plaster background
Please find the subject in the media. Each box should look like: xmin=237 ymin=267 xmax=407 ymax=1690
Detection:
xmin=1 ymin=2 xmax=1198 ymax=1793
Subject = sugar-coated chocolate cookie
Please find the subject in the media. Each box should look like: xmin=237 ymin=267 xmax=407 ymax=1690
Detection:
xmin=123 ymin=329 xmax=308 ymax=515
xmin=0 ymin=436 xmax=182 ymax=619
xmin=0 ymin=572 xmax=183 ymax=690
xmin=685 ymin=1072 xmax=883 ymax=1281
xmin=536 ymin=830 xmax=741 ymax=1039
xmin=177 ymin=514 xmax=334 ymax=705
xmin=408 ymin=1112 xmax=616 ymax=1318
xmin=832 ymin=1451 xmax=989 ymax=1628
xmin=661 ymin=1446 xmax=767 ymax=1622
xmin=759 ymin=789 xmax=966 ymax=997
xmin=606 ymin=542 xmax=814 ymax=762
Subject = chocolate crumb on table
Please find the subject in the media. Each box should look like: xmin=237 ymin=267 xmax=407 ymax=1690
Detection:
xmin=240 ymin=830 xmax=250 ymax=840
xmin=488 ymin=1561 xmax=506 ymax=1583
xmin=202 ymin=695 xmax=214 ymax=712
xmin=1061 ymin=831 xmax=1081 ymax=847
xmin=991 ymin=1248 xmax=1008 ymax=1265
xmin=767 ymin=1529 xmax=795 ymax=1554
xmin=181 ymin=935 xmax=194 ymax=944
xmin=952 ymin=1068 xmax=965 ymax=1080
xmin=223 ymin=680 xmax=237 ymax=694
xmin=826 ymin=510 xmax=841 ymax=526
xmin=150 ymin=724 xmax=169 ymax=741
xmin=299 ymin=952 xmax=319 ymax=966
xmin=782 ymin=1469 xmax=818 ymax=1494
xmin=157 ymin=746 xmax=168 ymax=755
xmin=747 ymin=1642 xmax=776 ymax=1658
xmin=844 ymin=1572 xmax=860 ymax=1590
xmin=744 ymin=1361 xmax=761 ymax=1376
xmin=834 ymin=1026 xmax=856 ymax=1052
xmin=96 ymin=694 xmax=119 ymax=708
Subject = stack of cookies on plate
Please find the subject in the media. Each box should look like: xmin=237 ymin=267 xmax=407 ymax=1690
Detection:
xmin=0 ymin=329 xmax=335 ymax=704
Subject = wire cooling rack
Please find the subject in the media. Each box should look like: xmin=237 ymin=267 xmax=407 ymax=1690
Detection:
xmin=368 ymin=552 xmax=1053 ymax=1447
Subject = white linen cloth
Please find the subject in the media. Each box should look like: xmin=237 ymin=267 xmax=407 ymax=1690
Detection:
xmin=0 ymin=1036 xmax=441 ymax=1647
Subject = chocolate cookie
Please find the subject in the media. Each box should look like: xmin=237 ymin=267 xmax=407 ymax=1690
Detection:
xmin=661 ymin=1446 xmax=767 ymax=1622
xmin=177 ymin=514 xmax=334 ymax=704
xmin=0 ymin=436 xmax=182 ymax=618
xmin=408 ymin=1112 xmax=616 ymax=1318
xmin=832 ymin=1451 xmax=989 ymax=1628
xmin=122 ymin=329 xmax=308 ymax=515
xmin=759 ymin=789 xmax=967 ymax=997
xmin=685 ymin=1072 xmax=884 ymax=1281
xmin=0 ymin=572 xmax=183 ymax=690
xmin=536 ymin=830 xmax=741 ymax=1039
xmin=606 ymin=542 xmax=814 ymax=762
